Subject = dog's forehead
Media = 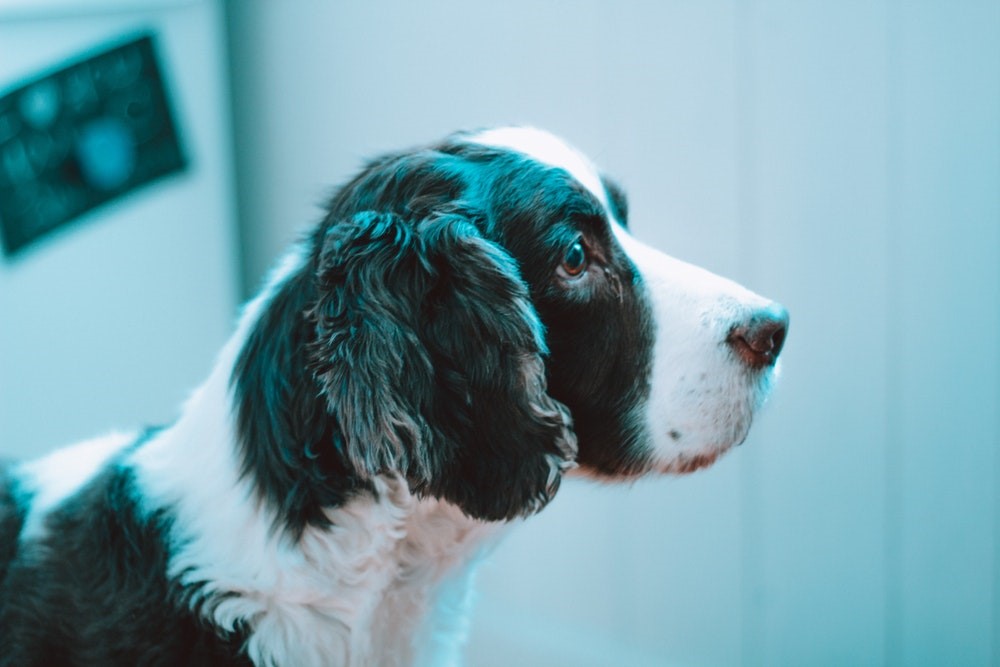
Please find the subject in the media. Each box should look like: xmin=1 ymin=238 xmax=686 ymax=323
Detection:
xmin=468 ymin=127 xmax=611 ymax=211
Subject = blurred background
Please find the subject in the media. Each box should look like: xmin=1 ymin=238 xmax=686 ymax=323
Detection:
xmin=1 ymin=1 xmax=997 ymax=665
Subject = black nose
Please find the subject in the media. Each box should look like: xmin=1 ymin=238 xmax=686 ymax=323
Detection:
xmin=727 ymin=303 xmax=789 ymax=369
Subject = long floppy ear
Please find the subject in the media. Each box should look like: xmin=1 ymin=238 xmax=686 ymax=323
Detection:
xmin=308 ymin=211 xmax=576 ymax=521
xmin=308 ymin=212 xmax=439 ymax=483
xmin=416 ymin=214 xmax=576 ymax=520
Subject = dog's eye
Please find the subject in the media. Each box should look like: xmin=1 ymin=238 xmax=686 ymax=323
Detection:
xmin=560 ymin=239 xmax=588 ymax=277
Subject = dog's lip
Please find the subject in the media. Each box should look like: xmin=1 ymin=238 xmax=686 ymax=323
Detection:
xmin=657 ymin=448 xmax=726 ymax=475
xmin=675 ymin=452 xmax=719 ymax=473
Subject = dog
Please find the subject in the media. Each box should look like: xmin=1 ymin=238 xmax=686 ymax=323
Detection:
xmin=0 ymin=127 xmax=787 ymax=666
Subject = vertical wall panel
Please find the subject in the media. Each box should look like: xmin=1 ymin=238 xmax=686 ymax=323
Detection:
xmin=744 ymin=2 xmax=890 ymax=664
xmin=889 ymin=3 xmax=1000 ymax=665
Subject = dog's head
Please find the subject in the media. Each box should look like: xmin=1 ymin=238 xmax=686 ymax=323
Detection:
xmin=232 ymin=127 xmax=787 ymax=532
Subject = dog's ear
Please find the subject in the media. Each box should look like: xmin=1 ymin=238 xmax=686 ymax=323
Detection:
xmin=309 ymin=212 xmax=439 ymax=483
xmin=417 ymin=214 xmax=577 ymax=520
xmin=309 ymin=211 xmax=576 ymax=521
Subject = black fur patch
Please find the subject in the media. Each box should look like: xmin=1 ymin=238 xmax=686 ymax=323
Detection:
xmin=230 ymin=151 xmax=475 ymax=536
xmin=232 ymin=267 xmax=374 ymax=537
xmin=601 ymin=174 xmax=630 ymax=228
xmin=0 ymin=461 xmax=250 ymax=666
xmin=0 ymin=463 xmax=29 ymax=586
xmin=308 ymin=210 xmax=574 ymax=520
xmin=442 ymin=140 xmax=656 ymax=476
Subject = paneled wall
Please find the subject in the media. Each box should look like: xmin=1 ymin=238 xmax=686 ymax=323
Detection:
xmin=226 ymin=2 xmax=1000 ymax=664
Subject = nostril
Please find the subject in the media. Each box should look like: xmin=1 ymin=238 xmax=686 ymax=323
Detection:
xmin=769 ymin=317 xmax=788 ymax=357
xmin=728 ymin=303 xmax=789 ymax=368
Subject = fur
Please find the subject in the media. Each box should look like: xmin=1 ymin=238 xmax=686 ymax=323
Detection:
xmin=0 ymin=127 xmax=787 ymax=666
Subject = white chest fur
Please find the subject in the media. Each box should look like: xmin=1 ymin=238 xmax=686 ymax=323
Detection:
xmin=137 ymin=444 xmax=506 ymax=667
xmin=236 ymin=479 xmax=506 ymax=667
xmin=369 ymin=492 xmax=509 ymax=667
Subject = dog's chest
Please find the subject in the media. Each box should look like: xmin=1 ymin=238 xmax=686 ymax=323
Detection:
xmin=368 ymin=497 xmax=507 ymax=666
xmin=240 ymin=486 xmax=505 ymax=667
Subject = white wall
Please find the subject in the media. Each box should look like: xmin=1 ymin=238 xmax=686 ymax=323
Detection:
xmin=0 ymin=0 xmax=239 ymax=458
xmin=226 ymin=2 xmax=1000 ymax=665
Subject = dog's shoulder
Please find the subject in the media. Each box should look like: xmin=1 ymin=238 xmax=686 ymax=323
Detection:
xmin=0 ymin=435 xmax=252 ymax=666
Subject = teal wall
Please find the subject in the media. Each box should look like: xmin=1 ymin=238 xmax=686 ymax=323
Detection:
xmin=0 ymin=0 xmax=238 ymax=459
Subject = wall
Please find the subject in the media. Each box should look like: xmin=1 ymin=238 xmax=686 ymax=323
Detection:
xmin=226 ymin=2 xmax=1000 ymax=665
xmin=0 ymin=0 xmax=239 ymax=459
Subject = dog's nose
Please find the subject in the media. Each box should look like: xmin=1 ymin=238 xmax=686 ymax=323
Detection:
xmin=727 ymin=303 xmax=789 ymax=369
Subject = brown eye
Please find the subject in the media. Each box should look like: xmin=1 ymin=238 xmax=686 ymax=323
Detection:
xmin=561 ymin=239 xmax=587 ymax=277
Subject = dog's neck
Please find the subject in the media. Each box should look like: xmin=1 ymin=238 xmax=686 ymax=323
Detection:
xmin=129 ymin=279 xmax=506 ymax=666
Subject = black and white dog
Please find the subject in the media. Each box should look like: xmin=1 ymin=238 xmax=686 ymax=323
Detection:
xmin=0 ymin=127 xmax=787 ymax=666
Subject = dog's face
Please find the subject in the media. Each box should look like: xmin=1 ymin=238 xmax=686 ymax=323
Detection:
xmin=233 ymin=127 xmax=787 ymax=530
xmin=459 ymin=127 xmax=788 ymax=478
